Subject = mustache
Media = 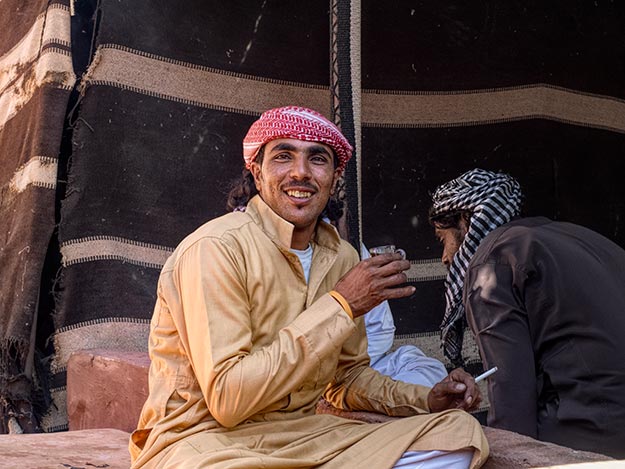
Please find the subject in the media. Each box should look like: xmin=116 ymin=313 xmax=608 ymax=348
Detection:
xmin=282 ymin=182 xmax=317 ymax=192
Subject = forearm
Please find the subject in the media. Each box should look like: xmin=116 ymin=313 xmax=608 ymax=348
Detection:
xmin=325 ymin=366 xmax=431 ymax=416
xmin=324 ymin=319 xmax=431 ymax=416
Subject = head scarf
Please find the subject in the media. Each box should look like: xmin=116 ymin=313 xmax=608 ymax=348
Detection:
xmin=242 ymin=106 xmax=353 ymax=172
xmin=430 ymin=168 xmax=523 ymax=365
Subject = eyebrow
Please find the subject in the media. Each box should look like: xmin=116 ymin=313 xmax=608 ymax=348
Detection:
xmin=270 ymin=142 xmax=332 ymax=158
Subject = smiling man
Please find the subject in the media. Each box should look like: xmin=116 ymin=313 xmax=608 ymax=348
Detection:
xmin=129 ymin=107 xmax=488 ymax=469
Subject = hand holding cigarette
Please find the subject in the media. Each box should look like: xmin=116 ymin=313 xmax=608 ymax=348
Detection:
xmin=427 ymin=368 xmax=482 ymax=413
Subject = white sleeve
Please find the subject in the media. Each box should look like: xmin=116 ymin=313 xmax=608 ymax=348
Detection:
xmin=361 ymin=244 xmax=396 ymax=362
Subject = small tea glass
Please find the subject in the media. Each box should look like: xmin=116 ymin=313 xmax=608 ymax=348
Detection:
xmin=368 ymin=244 xmax=407 ymax=260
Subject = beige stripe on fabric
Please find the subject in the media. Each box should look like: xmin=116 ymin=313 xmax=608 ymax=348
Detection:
xmin=393 ymin=331 xmax=446 ymax=363
xmin=406 ymin=258 xmax=447 ymax=282
xmin=9 ymin=156 xmax=57 ymax=193
xmin=0 ymin=5 xmax=71 ymax=93
xmin=81 ymin=45 xmax=625 ymax=134
xmin=363 ymin=85 xmax=625 ymax=134
xmin=0 ymin=49 xmax=75 ymax=130
xmin=0 ymin=17 xmax=42 ymax=92
xmin=51 ymin=319 xmax=150 ymax=373
xmin=84 ymin=45 xmax=331 ymax=115
xmin=41 ymin=4 xmax=72 ymax=46
xmin=393 ymin=329 xmax=480 ymax=366
xmin=61 ymin=236 xmax=173 ymax=268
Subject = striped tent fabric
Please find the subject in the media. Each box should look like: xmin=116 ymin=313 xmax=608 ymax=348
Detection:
xmin=0 ymin=0 xmax=75 ymax=433
xmin=360 ymin=1 xmax=625 ymax=417
xmin=42 ymin=0 xmax=357 ymax=432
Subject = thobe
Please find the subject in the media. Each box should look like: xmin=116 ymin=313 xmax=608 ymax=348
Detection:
xmin=130 ymin=195 xmax=488 ymax=468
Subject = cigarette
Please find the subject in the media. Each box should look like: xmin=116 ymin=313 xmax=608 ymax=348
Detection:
xmin=475 ymin=366 xmax=498 ymax=383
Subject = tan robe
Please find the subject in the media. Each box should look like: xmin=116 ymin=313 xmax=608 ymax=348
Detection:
xmin=130 ymin=195 xmax=489 ymax=468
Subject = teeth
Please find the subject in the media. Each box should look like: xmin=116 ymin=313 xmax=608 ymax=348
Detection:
xmin=286 ymin=190 xmax=312 ymax=198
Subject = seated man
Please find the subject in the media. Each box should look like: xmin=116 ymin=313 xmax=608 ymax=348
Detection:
xmin=129 ymin=107 xmax=488 ymax=469
xmin=429 ymin=168 xmax=625 ymax=458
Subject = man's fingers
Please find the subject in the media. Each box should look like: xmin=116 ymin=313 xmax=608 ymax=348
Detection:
xmin=367 ymin=254 xmax=409 ymax=272
xmin=366 ymin=252 xmax=402 ymax=266
xmin=336 ymin=253 xmax=414 ymax=316
xmin=429 ymin=369 xmax=483 ymax=413
xmin=466 ymin=394 xmax=481 ymax=411
xmin=379 ymin=271 xmax=408 ymax=288
xmin=383 ymin=285 xmax=416 ymax=300
xmin=376 ymin=259 xmax=411 ymax=277
xmin=438 ymin=380 xmax=467 ymax=396
xmin=456 ymin=392 xmax=481 ymax=411
xmin=365 ymin=257 xmax=412 ymax=291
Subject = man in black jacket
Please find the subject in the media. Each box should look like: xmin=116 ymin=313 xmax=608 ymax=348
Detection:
xmin=430 ymin=168 xmax=625 ymax=458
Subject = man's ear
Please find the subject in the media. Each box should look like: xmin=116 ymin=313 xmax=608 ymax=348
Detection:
xmin=249 ymin=162 xmax=262 ymax=192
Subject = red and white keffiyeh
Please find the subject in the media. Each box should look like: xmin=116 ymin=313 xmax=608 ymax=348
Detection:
xmin=242 ymin=106 xmax=353 ymax=172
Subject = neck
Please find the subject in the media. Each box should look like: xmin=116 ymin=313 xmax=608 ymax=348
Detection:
xmin=291 ymin=225 xmax=316 ymax=250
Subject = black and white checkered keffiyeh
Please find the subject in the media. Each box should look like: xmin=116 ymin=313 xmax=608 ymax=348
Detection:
xmin=431 ymin=169 xmax=523 ymax=366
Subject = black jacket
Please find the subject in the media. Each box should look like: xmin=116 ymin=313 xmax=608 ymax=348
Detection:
xmin=464 ymin=217 xmax=625 ymax=458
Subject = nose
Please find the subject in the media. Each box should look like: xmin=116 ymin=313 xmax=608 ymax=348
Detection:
xmin=290 ymin=155 xmax=312 ymax=180
xmin=441 ymin=250 xmax=451 ymax=269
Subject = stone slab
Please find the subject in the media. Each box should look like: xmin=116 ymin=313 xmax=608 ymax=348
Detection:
xmin=67 ymin=348 xmax=150 ymax=432
xmin=535 ymin=464 xmax=624 ymax=469
xmin=0 ymin=428 xmax=131 ymax=469
xmin=481 ymin=426 xmax=613 ymax=468
xmin=64 ymin=353 xmax=620 ymax=468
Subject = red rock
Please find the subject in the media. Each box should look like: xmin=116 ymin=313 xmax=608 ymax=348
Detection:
xmin=67 ymin=349 xmax=150 ymax=432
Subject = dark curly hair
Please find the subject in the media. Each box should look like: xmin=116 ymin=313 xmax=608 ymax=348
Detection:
xmin=225 ymin=148 xmax=264 ymax=212
xmin=428 ymin=209 xmax=472 ymax=229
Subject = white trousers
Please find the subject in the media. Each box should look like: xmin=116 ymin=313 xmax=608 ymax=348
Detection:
xmin=393 ymin=449 xmax=474 ymax=469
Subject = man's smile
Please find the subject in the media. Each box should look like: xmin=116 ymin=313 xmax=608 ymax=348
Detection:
xmin=285 ymin=189 xmax=313 ymax=199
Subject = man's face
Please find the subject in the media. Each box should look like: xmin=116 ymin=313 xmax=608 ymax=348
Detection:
xmin=250 ymin=138 xmax=340 ymax=233
xmin=434 ymin=218 xmax=469 ymax=270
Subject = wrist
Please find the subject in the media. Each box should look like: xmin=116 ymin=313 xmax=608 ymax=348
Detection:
xmin=328 ymin=290 xmax=353 ymax=319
